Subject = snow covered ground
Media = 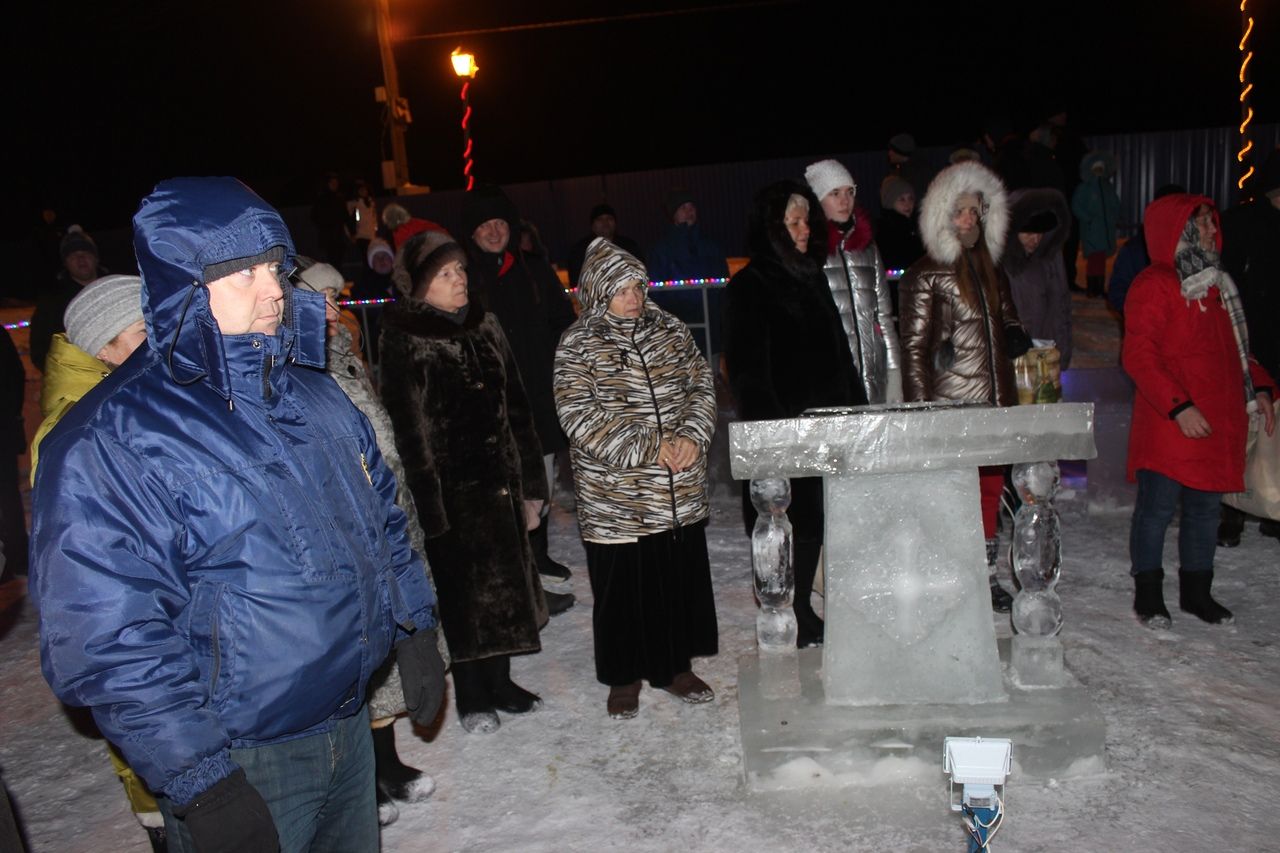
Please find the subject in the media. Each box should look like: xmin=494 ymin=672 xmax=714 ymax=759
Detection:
xmin=3 ymin=462 xmax=1280 ymax=852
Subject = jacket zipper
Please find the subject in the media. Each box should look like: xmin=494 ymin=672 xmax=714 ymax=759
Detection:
xmin=840 ymin=246 xmax=865 ymax=374
xmin=967 ymin=252 xmax=1000 ymax=405
xmin=628 ymin=321 xmax=681 ymax=533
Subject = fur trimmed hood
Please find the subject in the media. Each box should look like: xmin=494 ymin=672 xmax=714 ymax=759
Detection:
xmin=747 ymin=179 xmax=828 ymax=280
xmin=1004 ymin=187 xmax=1071 ymax=276
xmin=918 ymin=161 xmax=1009 ymax=266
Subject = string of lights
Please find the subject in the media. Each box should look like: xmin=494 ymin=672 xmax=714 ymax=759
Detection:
xmin=1237 ymin=0 xmax=1255 ymax=192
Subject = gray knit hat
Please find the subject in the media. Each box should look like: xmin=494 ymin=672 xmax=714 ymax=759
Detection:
xmin=64 ymin=275 xmax=143 ymax=357
xmin=293 ymin=259 xmax=345 ymax=294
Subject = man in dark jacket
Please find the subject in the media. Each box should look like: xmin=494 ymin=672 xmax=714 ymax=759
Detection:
xmin=28 ymin=225 xmax=106 ymax=372
xmin=462 ymin=185 xmax=579 ymax=605
xmin=30 ymin=177 xmax=442 ymax=853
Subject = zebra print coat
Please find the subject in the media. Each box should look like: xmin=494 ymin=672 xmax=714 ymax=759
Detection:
xmin=554 ymin=238 xmax=716 ymax=543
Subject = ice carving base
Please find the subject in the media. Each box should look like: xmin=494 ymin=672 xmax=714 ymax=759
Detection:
xmin=737 ymin=641 xmax=1105 ymax=793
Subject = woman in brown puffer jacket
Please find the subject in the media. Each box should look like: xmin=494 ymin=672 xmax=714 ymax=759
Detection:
xmin=899 ymin=160 xmax=1031 ymax=612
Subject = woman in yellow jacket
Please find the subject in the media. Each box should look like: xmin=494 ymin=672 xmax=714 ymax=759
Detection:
xmin=29 ymin=275 xmax=159 ymax=851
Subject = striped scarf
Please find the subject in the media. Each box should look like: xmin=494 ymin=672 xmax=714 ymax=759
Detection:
xmin=1175 ymin=218 xmax=1257 ymax=408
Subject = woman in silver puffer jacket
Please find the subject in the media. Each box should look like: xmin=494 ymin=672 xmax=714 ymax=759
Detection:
xmin=804 ymin=159 xmax=902 ymax=403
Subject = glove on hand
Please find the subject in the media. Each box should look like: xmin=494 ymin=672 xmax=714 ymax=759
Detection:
xmin=398 ymin=628 xmax=447 ymax=727
xmin=173 ymin=768 xmax=278 ymax=853
xmin=1004 ymin=325 xmax=1034 ymax=361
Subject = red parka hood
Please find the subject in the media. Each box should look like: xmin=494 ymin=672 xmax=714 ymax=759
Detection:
xmin=1143 ymin=193 xmax=1221 ymax=268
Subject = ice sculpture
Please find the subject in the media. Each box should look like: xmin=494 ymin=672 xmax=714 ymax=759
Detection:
xmin=750 ymin=477 xmax=796 ymax=651
xmin=1009 ymin=460 xmax=1069 ymax=686
xmin=729 ymin=402 xmax=1105 ymax=791
xmin=1010 ymin=461 xmax=1063 ymax=637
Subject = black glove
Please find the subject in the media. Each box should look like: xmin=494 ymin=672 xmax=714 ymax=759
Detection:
xmin=173 ymin=768 xmax=278 ymax=853
xmin=1004 ymin=325 xmax=1033 ymax=360
xmin=397 ymin=628 xmax=447 ymax=727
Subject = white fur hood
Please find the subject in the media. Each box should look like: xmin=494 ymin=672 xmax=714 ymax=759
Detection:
xmin=918 ymin=161 xmax=1009 ymax=266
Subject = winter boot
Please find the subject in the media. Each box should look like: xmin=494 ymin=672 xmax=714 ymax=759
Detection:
xmin=529 ymin=517 xmax=571 ymax=581
xmin=1260 ymin=518 xmax=1280 ymax=540
xmin=986 ymin=538 xmax=1013 ymax=613
xmin=1086 ymin=274 xmax=1105 ymax=298
xmin=372 ymin=723 xmax=436 ymax=804
xmin=376 ymin=782 xmax=400 ymax=827
xmin=794 ymin=539 xmax=825 ymax=648
xmin=1133 ymin=569 xmax=1172 ymax=629
xmin=544 ymin=589 xmax=575 ymax=616
xmin=483 ymin=654 xmax=542 ymax=714
xmin=1218 ymin=504 xmax=1246 ymax=547
xmin=1179 ymin=570 xmax=1234 ymax=624
xmin=452 ymin=661 xmax=500 ymax=734
xmin=144 ymin=824 xmax=168 ymax=853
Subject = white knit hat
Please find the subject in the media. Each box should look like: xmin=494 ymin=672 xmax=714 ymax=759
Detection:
xmin=294 ymin=261 xmax=345 ymax=294
xmin=804 ymin=159 xmax=856 ymax=202
xmin=64 ymin=275 xmax=143 ymax=357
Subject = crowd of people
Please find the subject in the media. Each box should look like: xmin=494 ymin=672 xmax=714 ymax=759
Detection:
xmin=2 ymin=132 xmax=1276 ymax=852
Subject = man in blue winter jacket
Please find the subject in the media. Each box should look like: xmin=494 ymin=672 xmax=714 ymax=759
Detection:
xmin=30 ymin=177 xmax=444 ymax=853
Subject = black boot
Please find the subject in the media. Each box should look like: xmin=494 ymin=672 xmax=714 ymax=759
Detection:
xmin=1133 ymin=569 xmax=1172 ymax=629
xmin=1086 ymin=274 xmax=1105 ymax=298
xmin=372 ymin=724 xmax=435 ymax=804
xmin=1218 ymin=504 xmax=1246 ymax=547
xmin=544 ymin=588 xmax=575 ymax=616
xmin=986 ymin=538 xmax=1012 ymax=613
xmin=452 ymin=660 xmax=500 ymax=733
xmin=794 ymin=539 xmax=824 ymax=648
xmin=528 ymin=516 xmax=571 ymax=581
xmin=145 ymin=825 xmax=168 ymax=853
xmin=484 ymin=654 xmax=542 ymax=714
xmin=1179 ymin=570 xmax=1234 ymax=624
xmin=1261 ymin=519 xmax=1280 ymax=540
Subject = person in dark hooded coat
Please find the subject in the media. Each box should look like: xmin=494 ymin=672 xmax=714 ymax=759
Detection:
xmin=723 ymin=180 xmax=866 ymax=648
xmin=1003 ymin=187 xmax=1073 ymax=369
xmin=380 ymin=228 xmax=551 ymax=735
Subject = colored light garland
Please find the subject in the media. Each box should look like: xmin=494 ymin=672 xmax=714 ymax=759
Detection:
xmin=1238 ymin=0 xmax=1255 ymax=191
xmin=2 ymin=320 xmax=30 ymax=331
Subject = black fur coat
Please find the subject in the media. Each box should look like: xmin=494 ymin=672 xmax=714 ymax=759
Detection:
xmin=380 ymin=300 xmax=549 ymax=662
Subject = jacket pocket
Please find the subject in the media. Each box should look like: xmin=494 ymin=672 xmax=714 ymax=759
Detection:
xmin=186 ymin=580 xmax=229 ymax=707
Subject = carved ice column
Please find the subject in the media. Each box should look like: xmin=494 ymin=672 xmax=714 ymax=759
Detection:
xmin=751 ymin=478 xmax=796 ymax=651
xmin=1009 ymin=461 xmax=1067 ymax=686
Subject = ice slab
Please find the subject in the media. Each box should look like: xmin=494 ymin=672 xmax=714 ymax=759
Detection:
xmin=729 ymin=402 xmax=1097 ymax=481
xmin=738 ymin=642 xmax=1106 ymax=794
xmin=1010 ymin=635 xmax=1068 ymax=688
xmin=823 ymin=468 xmax=1005 ymax=705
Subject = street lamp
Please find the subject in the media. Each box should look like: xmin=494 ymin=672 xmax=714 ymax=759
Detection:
xmin=452 ymin=48 xmax=478 ymax=191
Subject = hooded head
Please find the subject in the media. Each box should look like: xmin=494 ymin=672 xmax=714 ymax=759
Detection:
xmin=918 ymin=161 xmax=1009 ymax=266
xmin=1143 ymin=193 xmax=1220 ymax=271
xmin=1005 ymin=187 xmax=1070 ymax=274
xmin=577 ymin=237 xmax=650 ymax=319
xmin=747 ymin=179 xmax=828 ymax=278
xmin=1079 ymin=150 xmax=1116 ymax=182
xmin=132 ymin=177 xmax=326 ymax=393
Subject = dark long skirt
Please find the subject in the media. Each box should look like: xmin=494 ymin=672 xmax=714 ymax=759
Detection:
xmin=584 ymin=521 xmax=719 ymax=689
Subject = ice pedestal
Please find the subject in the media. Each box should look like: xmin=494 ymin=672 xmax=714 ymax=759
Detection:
xmin=1009 ymin=635 xmax=1066 ymax=687
xmin=729 ymin=402 xmax=1104 ymax=791
xmin=737 ymin=643 xmax=1106 ymax=793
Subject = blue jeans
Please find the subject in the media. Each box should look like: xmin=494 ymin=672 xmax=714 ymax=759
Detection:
xmin=1129 ymin=469 xmax=1221 ymax=577
xmin=160 ymin=706 xmax=378 ymax=853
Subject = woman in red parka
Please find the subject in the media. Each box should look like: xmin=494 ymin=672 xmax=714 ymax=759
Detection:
xmin=1123 ymin=193 xmax=1275 ymax=629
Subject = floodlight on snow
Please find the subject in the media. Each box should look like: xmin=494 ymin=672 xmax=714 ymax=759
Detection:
xmin=943 ymin=736 xmax=1011 ymax=852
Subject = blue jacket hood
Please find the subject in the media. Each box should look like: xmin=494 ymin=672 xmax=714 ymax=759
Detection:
xmin=133 ymin=177 xmax=327 ymax=400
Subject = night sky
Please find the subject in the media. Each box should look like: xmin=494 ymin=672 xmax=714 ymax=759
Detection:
xmin=8 ymin=0 xmax=1277 ymax=234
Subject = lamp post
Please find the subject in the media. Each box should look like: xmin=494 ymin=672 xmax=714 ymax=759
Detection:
xmin=452 ymin=48 xmax=478 ymax=191
xmin=374 ymin=0 xmax=411 ymax=190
